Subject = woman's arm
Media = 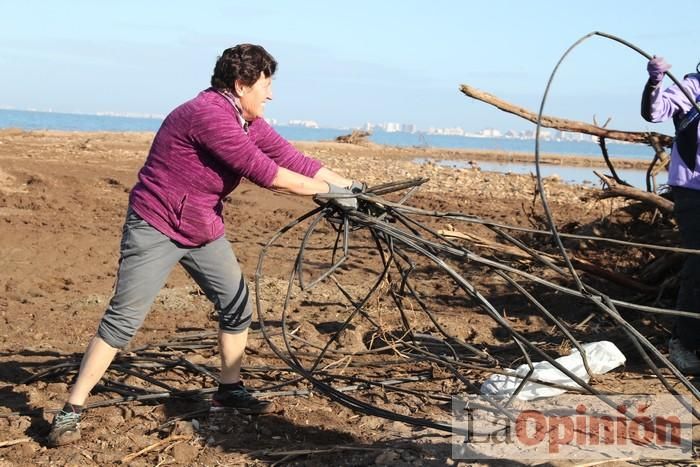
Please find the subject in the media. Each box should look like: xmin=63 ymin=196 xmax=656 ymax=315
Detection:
xmin=248 ymin=120 xmax=324 ymax=177
xmin=270 ymin=166 xmax=330 ymax=195
xmin=269 ymin=167 xmax=357 ymax=209
xmin=312 ymin=167 xmax=353 ymax=189
xmin=249 ymin=120 xmax=357 ymax=188
xmin=641 ymin=57 xmax=700 ymax=123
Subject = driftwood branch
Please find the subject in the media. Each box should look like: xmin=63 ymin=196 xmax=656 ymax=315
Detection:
xmin=0 ymin=438 xmax=32 ymax=448
xmin=438 ymin=229 xmax=655 ymax=292
xmin=121 ymin=434 xmax=192 ymax=463
xmin=594 ymin=171 xmax=674 ymax=214
xmin=460 ymin=84 xmax=673 ymax=147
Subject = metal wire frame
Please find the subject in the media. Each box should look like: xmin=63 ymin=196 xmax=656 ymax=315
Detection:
xmin=255 ymin=177 xmax=700 ymax=436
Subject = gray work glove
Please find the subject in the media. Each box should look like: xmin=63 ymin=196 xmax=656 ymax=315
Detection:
xmin=321 ymin=183 xmax=357 ymax=210
xmin=349 ymin=180 xmax=368 ymax=194
xmin=647 ymin=56 xmax=671 ymax=84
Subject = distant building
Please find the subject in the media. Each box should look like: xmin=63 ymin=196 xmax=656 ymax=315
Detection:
xmin=480 ymin=128 xmax=502 ymax=137
xmin=539 ymin=129 xmax=553 ymax=140
xmin=557 ymin=130 xmax=596 ymax=142
xmin=288 ymin=119 xmax=319 ymax=128
xmin=264 ymin=117 xmax=278 ymax=126
xmin=401 ymin=123 xmax=417 ymax=134
xmin=427 ymin=126 xmax=465 ymax=136
xmin=382 ymin=122 xmax=401 ymax=132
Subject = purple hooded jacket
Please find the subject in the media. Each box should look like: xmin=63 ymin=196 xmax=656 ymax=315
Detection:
xmin=645 ymin=74 xmax=700 ymax=190
xmin=129 ymin=88 xmax=323 ymax=246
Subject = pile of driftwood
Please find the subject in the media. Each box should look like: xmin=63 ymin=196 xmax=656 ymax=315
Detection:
xmin=335 ymin=130 xmax=371 ymax=145
xmin=460 ymin=84 xmax=673 ymax=209
xmin=460 ymin=83 xmax=684 ymax=293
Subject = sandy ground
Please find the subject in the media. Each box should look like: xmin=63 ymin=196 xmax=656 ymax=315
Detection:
xmin=0 ymin=130 xmax=689 ymax=466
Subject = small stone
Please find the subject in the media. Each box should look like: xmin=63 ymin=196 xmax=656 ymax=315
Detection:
xmin=387 ymin=421 xmax=412 ymax=433
xmin=94 ymin=426 xmax=111 ymax=441
xmin=120 ymin=405 xmax=135 ymax=421
xmin=125 ymin=459 xmax=150 ymax=467
xmin=6 ymin=441 xmax=38 ymax=458
xmin=171 ymin=420 xmax=195 ymax=436
xmin=9 ymin=416 xmax=31 ymax=432
xmin=66 ymin=453 xmax=87 ymax=466
xmin=361 ymin=416 xmax=383 ymax=430
xmin=94 ymin=452 xmax=119 ymax=464
xmin=21 ymin=441 xmax=39 ymax=455
xmin=104 ymin=413 xmax=124 ymax=427
xmin=45 ymin=382 xmax=68 ymax=395
xmin=171 ymin=442 xmax=199 ymax=464
xmin=375 ymin=449 xmax=401 ymax=465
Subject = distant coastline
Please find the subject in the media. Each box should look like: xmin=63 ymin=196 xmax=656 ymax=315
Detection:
xmin=0 ymin=108 xmax=657 ymax=165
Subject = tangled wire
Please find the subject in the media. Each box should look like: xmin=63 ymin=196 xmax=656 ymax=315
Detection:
xmin=22 ymin=32 xmax=700 ymax=443
xmin=253 ymin=32 xmax=700 ymax=435
xmin=254 ymin=177 xmax=700 ymax=435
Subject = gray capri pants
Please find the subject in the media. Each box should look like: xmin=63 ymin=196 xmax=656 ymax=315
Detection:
xmin=97 ymin=208 xmax=252 ymax=349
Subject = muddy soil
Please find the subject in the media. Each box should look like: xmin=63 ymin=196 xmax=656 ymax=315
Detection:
xmin=0 ymin=130 xmax=688 ymax=466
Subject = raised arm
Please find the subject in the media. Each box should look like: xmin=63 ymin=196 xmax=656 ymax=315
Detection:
xmin=641 ymin=56 xmax=699 ymax=123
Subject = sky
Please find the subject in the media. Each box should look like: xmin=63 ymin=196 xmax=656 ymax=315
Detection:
xmin=1 ymin=0 xmax=698 ymax=133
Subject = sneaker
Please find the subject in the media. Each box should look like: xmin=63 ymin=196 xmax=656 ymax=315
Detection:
xmin=47 ymin=409 xmax=82 ymax=447
xmin=668 ymin=337 xmax=700 ymax=375
xmin=210 ymin=384 xmax=274 ymax=415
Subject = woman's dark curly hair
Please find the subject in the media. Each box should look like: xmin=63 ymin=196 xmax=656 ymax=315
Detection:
xmin=211 ymin=44 xmax=277 ymax=92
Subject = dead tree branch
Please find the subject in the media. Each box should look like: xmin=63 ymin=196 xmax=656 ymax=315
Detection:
xmin=594 ymin=171 xmax=674 ymax=214
xmin=459 ymin=84 xmax=673 ymax=147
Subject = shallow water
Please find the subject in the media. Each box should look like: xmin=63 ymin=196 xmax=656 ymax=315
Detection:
xmin=413 ymin=158 xmax=652 ymax=189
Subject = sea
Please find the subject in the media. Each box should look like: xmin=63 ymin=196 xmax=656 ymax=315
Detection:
xmin=0 ymin=108 xmax=657 ymax=188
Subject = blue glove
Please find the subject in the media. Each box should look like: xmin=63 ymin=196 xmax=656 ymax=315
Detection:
xmin=647 ymin=56 xmax=671 ymax=84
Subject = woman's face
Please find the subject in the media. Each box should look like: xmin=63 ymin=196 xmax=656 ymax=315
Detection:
xmin=236 ymin=72 xmax=273 ymax=121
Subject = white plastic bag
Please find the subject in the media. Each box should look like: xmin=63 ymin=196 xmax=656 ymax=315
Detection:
xmin=480 ymin=341 xmax=626 ymax=401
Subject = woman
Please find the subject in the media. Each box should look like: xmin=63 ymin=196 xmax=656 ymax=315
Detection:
xmin=642 ymin=56 xmax=700 ymax=374
xmin=48 ymin=43 xmax=361 ymax=447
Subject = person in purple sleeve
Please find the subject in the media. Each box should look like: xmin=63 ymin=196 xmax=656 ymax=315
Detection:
xmin=642 ymin=56 xmax=700 ymax=374
xmin=48 ymin=44 xmax=364 ymax=447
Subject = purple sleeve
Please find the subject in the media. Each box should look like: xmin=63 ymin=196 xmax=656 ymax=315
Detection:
xmin=248 ymin=119 xmax=323 ymax=178
xmin=189 ymin=102 xmax=279 ymax=187
xmin=648 ymin=76 xmax=700 ymax=123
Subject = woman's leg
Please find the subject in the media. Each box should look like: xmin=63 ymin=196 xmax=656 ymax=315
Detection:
xmin=67 ymin=336 xmax=119 ymax=406
xmin=180 ymin=237 xmax=271 ymax=413
xmin=180 ymin=237 xmax=253 ymax=379
xmin=217 ymin=328 xmax=249 ymax=384
xmin=673 ymin=188 xmax=700 ymax=350
xmin=50 ymin=210 xmax=183 ymax=446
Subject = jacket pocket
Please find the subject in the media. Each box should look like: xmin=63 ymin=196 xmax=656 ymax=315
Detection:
xmin=175 ymin=194 xmax=188 ymax=229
